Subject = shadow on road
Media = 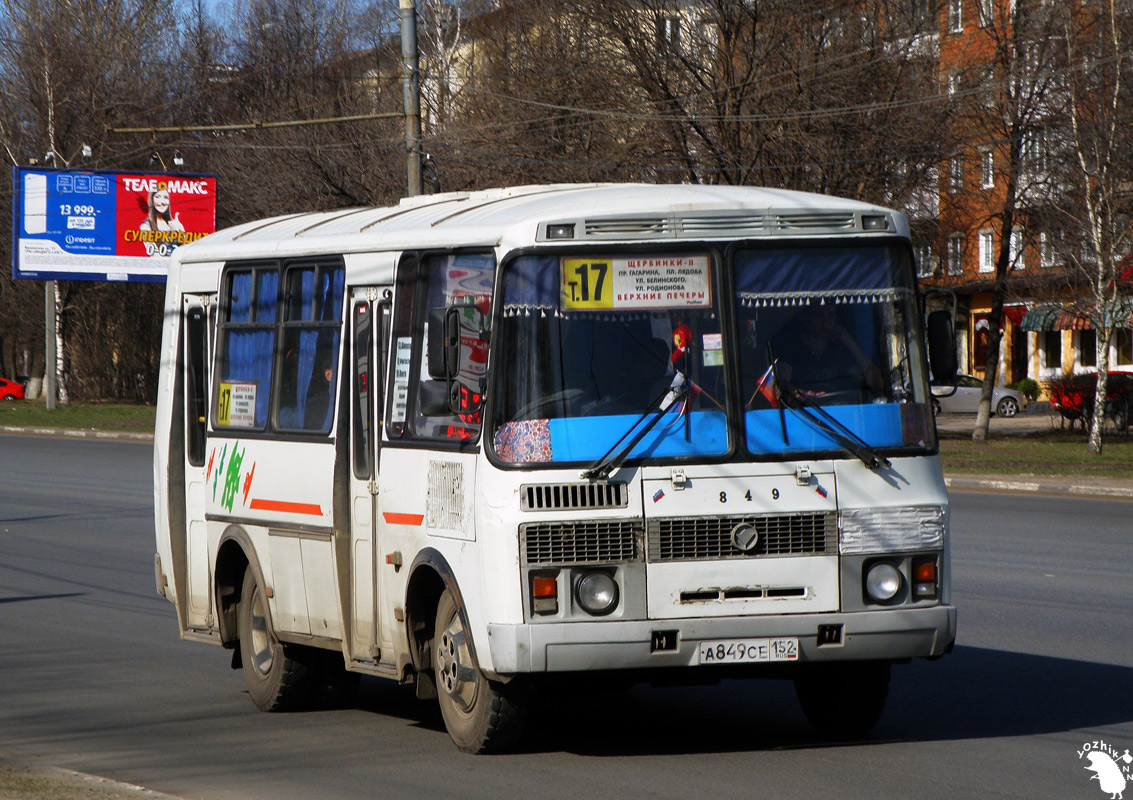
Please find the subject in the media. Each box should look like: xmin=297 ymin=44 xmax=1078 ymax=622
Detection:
xmin=0 ymin=592 xmax=86 ymax=605
xmin=348 ymin=645 xmax=1132 ymax=755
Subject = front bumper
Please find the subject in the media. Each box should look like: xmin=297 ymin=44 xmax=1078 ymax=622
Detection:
xmin=487 ymin=605 xmax=956 ymax=674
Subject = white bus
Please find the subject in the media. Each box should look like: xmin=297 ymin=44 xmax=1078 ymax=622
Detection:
xmin=154 ymin=183 xmax=958 ymax=753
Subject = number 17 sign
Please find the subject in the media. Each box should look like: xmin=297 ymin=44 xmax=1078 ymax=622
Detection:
xmin=561 ymin=255 xmax=711 ymax=311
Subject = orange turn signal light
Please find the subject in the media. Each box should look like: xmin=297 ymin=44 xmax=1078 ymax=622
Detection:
xmin=913 ymin=561 xmax=937 ymax=582
xmin=532 ymin=576 xmax=558 ymax=598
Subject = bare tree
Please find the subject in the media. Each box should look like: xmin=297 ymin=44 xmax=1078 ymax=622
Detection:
xmin=562 ymin=0 xmax=946 ymax=202
xmin=1048 ymin=0 xmax=1133 ymax=453
xmin=0 ymin=0 xmax=180 ymax=402
xmin=938 ymin=0 xmax=1066 ymax=441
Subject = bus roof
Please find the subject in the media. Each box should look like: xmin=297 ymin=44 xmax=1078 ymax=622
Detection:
xmin=174 ymin=183 xmax=906 ymax=265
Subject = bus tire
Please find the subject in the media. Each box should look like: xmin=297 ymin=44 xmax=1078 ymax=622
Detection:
xmin=433 ymin=589 xmax=527 ymax=753
xmin=237 ymin=568 xmax=313 ymax=712
xmin=793 ymin=661 xmax=890 ymax=737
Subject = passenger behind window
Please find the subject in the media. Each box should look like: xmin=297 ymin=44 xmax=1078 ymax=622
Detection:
xmin=277 ymin=348 xmax=301 ymax=428
xmin=304 ymin=349 xmax=335 ymax=431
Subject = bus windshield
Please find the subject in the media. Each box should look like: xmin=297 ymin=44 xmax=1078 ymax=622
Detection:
xmin=491 ymin=253 xmax=729 ymax=464
xmin=734 ymin=244 xmax=934 ymax=458
xmin=489 ymin=245 xmax=934 ymax=466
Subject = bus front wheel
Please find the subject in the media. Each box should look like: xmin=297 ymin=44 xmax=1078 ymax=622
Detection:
xmin=433 ymin=589 xmax=527 ymax=753
xmin=237 ymin=568 xmax=313 ymax=711
xmin=793 ymin=661 xmax=890 ymax=737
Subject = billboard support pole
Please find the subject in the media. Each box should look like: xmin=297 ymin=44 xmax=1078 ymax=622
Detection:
xmin=45 ymin=280 xmax=56 ymax=410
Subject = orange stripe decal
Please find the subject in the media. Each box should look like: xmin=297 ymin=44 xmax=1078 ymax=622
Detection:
xmin=383 ymin=512 xmax=425 ymax=526
xmin=249 ymin=498 xmax=324 ymax=516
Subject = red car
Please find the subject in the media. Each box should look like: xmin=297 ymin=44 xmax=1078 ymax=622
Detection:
xmin=0 ymin=377 xmax=26 ymax=401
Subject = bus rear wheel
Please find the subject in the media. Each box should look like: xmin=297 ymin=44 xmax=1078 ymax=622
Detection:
xmin=433 ymin=589 xmax=527 ymax=753
xmin=237 ymin=568 xmax=313 ymax=711
xmin=793 ymin=661 xmax=890 ymax=737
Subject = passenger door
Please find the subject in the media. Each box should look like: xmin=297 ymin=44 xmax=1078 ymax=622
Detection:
xmin=182 ymin=295 xmax=214 ymax=630
xmin=347 ymin=286 xmax=392 ymax=663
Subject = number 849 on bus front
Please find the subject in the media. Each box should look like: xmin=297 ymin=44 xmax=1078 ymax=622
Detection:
xmin=697 ymin=637 xmax=799 ymax=665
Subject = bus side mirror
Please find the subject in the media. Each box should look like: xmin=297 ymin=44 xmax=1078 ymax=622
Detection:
xmin=426 ymin=307 xmax=461 ymax=380
xmin=927 ymin=309 xmax=958 ymax=384
xmin=424 ymin=304 xmax=487 ymax=417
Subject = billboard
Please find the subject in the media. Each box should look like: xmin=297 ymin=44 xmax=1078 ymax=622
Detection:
xmin=12 ymin=166 xmax=217 ymax=283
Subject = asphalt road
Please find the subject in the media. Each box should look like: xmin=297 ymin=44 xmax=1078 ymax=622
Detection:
xmin=0 ymin=433 xmax=1130 ymax=800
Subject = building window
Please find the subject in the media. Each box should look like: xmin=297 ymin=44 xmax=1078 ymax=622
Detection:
xmin=1039 ymin=232 xmax=1054 ymax=268
xmin=1022 ymin=129 xmax=1047 ymax=170
xmin=947 ymin=233 xmax=963 ymax=275
xmin=947 ymin=71 xmax=961 ymax=98
xmin=915 ymin=243 xmax=936 ymax=277
xmin=978 ymin=0 xmax=994 ymax=26
xmin=949 ymin=0 xmax=963 ymax=32
xmin=1010 ymin=227 xmax=1024 ymax=269
xmin=979 ymin=230 xmax=995 ymax=273
xmin=1041 ymin=330 xmax=1062 ymax=374
xmin=657 ymin=16 xmax=681 ymax=51
xmin=1078 ymin=329 xmax=1096 ymax=368
xmin=980 ymin=149 xmax=995 ymax=188
xmin=950 ymin=157 xmax=964 ymax=191
xmin=1118 ymin=329 xmax=1133 ymax=366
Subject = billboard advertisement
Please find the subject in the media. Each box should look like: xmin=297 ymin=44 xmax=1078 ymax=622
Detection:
xmin=11 ymin=166 xmax=217 ymax=283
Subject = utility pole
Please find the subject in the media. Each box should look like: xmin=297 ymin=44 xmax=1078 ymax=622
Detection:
xmin=400 ymin=0 xmax=423 ymax=197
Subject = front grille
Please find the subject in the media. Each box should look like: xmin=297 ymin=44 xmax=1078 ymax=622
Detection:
xmin=522 ymin=520 xmax=641 ymax=565
xmin=647 ymin=512 xmax=836 ymax=562
xmin=521 ymin=482 xmax=628 ymax=511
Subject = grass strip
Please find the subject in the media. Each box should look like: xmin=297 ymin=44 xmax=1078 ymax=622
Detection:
xmin=938 ymin=430 xmax=1133 ymax=478
xmin=0 ymin=401 xmax=156 ymax=434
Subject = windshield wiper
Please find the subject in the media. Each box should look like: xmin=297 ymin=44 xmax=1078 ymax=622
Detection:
xmin=763 ymin=343 xmax=888 ymax=470
xmin=581 ymin=376 xmax=687 ymax=481
xmin=775 ymin=381 xmax=891 ymax=471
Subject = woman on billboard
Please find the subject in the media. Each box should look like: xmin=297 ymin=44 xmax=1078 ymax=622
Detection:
xmin=140 ymin=188 xmax=185 ymax=232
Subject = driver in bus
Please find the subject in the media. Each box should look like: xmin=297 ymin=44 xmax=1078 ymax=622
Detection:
xmin=774 ymin=302 xmax=882 ymax=399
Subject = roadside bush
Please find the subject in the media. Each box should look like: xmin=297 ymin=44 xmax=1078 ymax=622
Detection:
xmin=1007 ymin=378 xmax=1040 ymax=401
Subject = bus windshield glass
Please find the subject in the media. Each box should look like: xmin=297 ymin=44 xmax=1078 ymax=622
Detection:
xmin=491 ymin=253 xmax=730 ymax=464
xmin=489 ymin=245 xmax=934 ymax=466
xmin=734 ymin=244 xmax=934 ymax=457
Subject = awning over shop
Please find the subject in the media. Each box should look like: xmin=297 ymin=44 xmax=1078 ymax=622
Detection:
xmin=1019 ymin=298 xmax=1133 ymax=331
xmin=1003 ymin=304 xmax=1028 ymax=326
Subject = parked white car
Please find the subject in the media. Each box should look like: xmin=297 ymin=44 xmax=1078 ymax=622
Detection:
xmin=931 ymin=374 xmax=1027 ymax=417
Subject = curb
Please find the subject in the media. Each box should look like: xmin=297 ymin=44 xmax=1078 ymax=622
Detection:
xmin=0 ymin=425 xmax=153 ymax=442
xmin=944 ymin=475 xmax=1133 ymax=500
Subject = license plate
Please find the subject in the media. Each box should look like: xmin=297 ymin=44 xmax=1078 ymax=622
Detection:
xmin=697 ymin=637 xmax=798 ymax=665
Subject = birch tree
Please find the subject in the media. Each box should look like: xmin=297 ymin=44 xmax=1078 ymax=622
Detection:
xmin=1051 ymin=0 xmax=1133 ymax=453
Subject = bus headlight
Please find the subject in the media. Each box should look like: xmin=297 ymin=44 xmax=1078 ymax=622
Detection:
xmin=865 ymin=562 xmax=902 ymax=602
xmin=575 ymin=570 xmax=619 ymax=616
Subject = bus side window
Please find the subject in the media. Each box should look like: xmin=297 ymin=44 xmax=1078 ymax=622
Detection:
xmin=216 ymin=265 xmax=278 ymax=431
xmin=185 ymin=306 xmax=209 ymax=465
xmin=410 ymin=252 xmax=493 ymax=441
xmin=275 ymin=261 xmax=345 ymax=434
